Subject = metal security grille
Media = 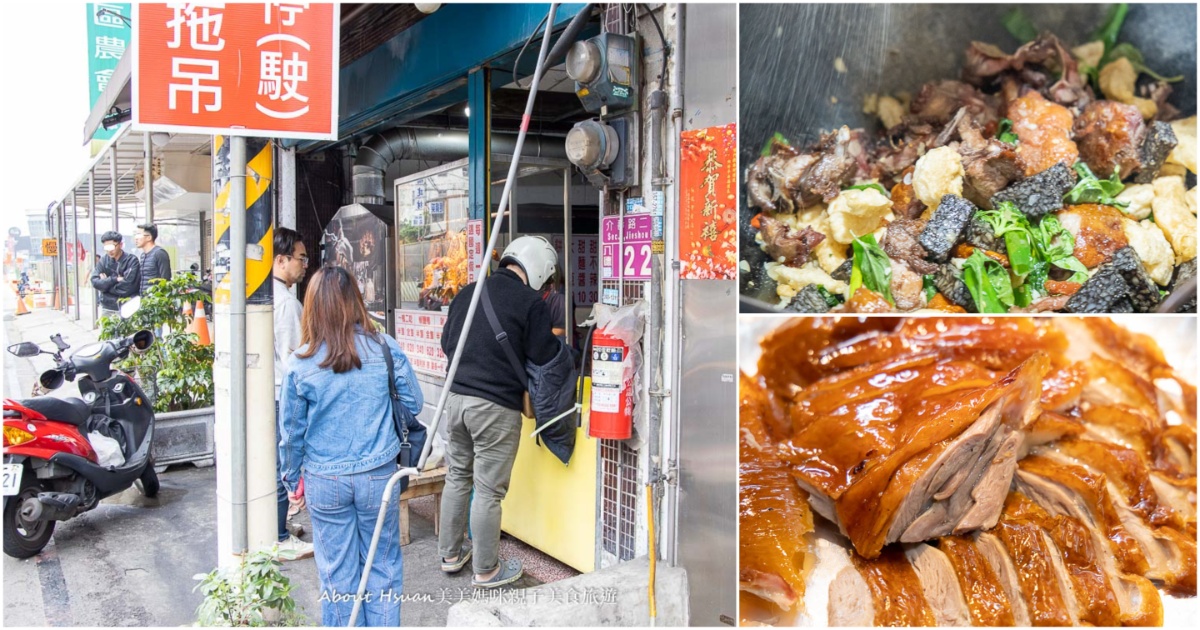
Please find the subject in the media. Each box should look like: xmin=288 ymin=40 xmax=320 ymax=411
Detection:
xmin=597 ymin=187 xmax=643 ymax=563
xmin=600 ymin=438 xmax=640 ymax=560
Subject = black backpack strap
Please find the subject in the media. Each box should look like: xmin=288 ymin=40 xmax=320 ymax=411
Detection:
xmin=480 ymin=282 xmax=528 ymax=388
xmin=380 ymin=338 xmax=408 ymax=445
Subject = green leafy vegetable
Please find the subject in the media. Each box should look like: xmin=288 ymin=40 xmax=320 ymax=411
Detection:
xmin=1002 ymin=8 xmax=1038 ymax=43
xmin=761 ymin=132 xmax=790 ymax=157
xmin=996 ymin=119 xmax=1019 ymax=146
xmin=976 ymin=202 xmax=1036 ymax=275
xmin=1064 ymin=162 xmax=1129 ymax=208
xmin=922 ymin=274 xmax=937 ymax=302
xmin=848 ymin=234 xmax=894 ymax=305
xmin=815 ymin=285 xmax=844 ymax=307
xmin=962 ymin=250 xmax=1016 ymax=313
xmin=1093 ymin=3 xmax=1129 ymax=51
xmin=1105 ymin=43 xmax=1184 ymax=83
xmin=1032 ymin=214 xmax=1090 ymax=283
xmin=844 ymin=182 xmax=890 ymax=197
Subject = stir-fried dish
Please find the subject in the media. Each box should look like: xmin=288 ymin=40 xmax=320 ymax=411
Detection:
xmin=739 ymin=317 xmax=1197 ymax=626
xmin=744 ymin=6 xmax=1197 ymax=313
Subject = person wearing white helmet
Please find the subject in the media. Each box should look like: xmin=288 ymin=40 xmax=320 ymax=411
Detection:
xmin=437 ymin=235 xmax=562 ymax=588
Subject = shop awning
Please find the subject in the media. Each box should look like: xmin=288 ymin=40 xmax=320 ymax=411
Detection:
xmin=81 ymin=51 xmax=132 ymax=146
xmin=58 ymin=126 xmax=213 ymax=222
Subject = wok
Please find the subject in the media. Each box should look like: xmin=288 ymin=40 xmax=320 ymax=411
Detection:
xmin=738 ymin=3 xmax=1198 ymax=312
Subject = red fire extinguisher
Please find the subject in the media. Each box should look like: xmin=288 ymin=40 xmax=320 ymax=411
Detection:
xmin=589 ymin=328 xmax=632 ymax=439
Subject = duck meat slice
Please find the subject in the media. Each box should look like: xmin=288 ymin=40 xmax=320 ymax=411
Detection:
xmin=1008 ymin=91 xmax=1080 ymax=176
xmin=971 ymin=532 xmax=1033 ymax=626
xmin=990 ymin=162 xmax=1076 ymax=221
xmin=902 ymin=544 xmax=973 ymax=627
xmin=937 ymin=534 xmax=1019 ymax=626
xmin=956 ymin=116 xmax=1024 ymax=207
xmin=882 ymin=218 xmax=939 ymax=275
xmin=828 ymin=548 xmax=936 ymax=627
xmin=745 ymin=127 xmax=863 ymax=212
xmin=779 ymin=351 xmax=1048 ymax=558
xmin=738 ymin=374 xmax=812 ymax=620
xmin=1074 ymin=100 xmax=1148 ymax=179
xmin=758 ymin=214 xmax=826 ymax=267
xmin=992 ymin=502 xmax=1080 ymax=626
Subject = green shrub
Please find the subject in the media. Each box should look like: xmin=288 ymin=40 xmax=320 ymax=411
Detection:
xmin=98 ymin=273 xmax=214 ymax=412
xmin=193 ymin=547 xmax=306 ymax=627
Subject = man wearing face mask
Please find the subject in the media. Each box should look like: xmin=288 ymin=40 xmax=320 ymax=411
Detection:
xmin=89 ymin=231 xmax=141 ymax=319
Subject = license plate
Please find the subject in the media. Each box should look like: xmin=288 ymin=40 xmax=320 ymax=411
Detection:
xmin=1 ymin=464 xmax=22 ymax=496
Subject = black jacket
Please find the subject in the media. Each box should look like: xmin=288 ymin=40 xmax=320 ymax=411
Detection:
xmin=90 ymin=251 xmax=141 ymax=310
xmin=139 ymin=245 xmax=172 ymax=293
xmin=441 ymin=269 xmax=560 ymax=411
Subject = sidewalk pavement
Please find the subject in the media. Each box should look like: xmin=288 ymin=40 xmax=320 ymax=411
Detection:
xmin=2 ymin=300 xmax=577 ymax=627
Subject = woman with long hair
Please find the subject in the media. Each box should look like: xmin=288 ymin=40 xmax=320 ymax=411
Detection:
xmin=278 ymin=265 xmax=423 ymax=626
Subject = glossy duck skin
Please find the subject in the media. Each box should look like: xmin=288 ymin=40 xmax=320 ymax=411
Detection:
xmin=777 ymin=351 xmax=1047 ymax=558
xmin=855 ymin=548 xmax=939 ymax=627
xmin=938 ymin=535 xmax=1018 ymax=626
xmin=757 ymin=317 xmax=1067 ymax=395
xmin=738 ymin=373 xmax=813 ymax=622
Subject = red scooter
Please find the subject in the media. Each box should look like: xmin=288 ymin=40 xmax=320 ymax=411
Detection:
xmin=3 ymin=329 xmax=158 ymax=558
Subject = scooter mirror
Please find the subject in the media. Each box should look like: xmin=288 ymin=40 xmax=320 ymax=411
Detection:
xmin=7 ymin=342 xmax=42 ymax=358
xmin=119 ymin=296 xmax=142 ymax=319
xmin=131 ymin=330 xmax=156 ymax=353
xmin=39 ymin=369 xmax=65 ymax=391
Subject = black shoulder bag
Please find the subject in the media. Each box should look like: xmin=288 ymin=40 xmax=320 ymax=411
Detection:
xmin=382 ymin=339 xmax=427 ymax=492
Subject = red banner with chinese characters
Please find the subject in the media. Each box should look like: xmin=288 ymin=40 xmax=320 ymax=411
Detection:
xmin=133 ymin=3 xmax=338 ymax=139
xmin=678 ymin=123 xmax=737 ymax=280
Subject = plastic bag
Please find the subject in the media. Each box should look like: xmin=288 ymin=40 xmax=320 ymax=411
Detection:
xmin=88 ymin=431 xmax=126 ymax=468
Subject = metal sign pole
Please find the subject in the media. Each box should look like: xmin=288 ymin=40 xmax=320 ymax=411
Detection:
xmin=228 ymin=136 xmax=249 ymax=555
xmin=349 ymin=4 xmax=560 ymax=625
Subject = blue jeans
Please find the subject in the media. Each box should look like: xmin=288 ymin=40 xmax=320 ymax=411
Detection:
xmin=275 ymin=406 xmax=289 ymax=542
xmin=306 ymin=462 xmax=403 ymax=627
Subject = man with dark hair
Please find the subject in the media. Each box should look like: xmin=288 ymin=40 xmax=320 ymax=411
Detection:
xmin=90 ymin=231 xmax=141 ymax=319
xmin=271 ymin=226 xmax=313 ymax=559
xmin=135 ymin=223 xmax=171 ymax=292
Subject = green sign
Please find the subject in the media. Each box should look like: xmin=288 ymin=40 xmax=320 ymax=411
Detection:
xmin=86 ymin=3 xmax=131 ymax=153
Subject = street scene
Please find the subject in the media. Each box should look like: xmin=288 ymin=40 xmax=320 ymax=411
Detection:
xmin=3 ymin=2 xmax=737 ymax=627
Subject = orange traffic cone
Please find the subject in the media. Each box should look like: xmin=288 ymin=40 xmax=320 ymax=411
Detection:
xmin=191 ymin=301 xmax=211 ymax=346
xmin=14 ymin=289 xmax=30 ymax=316
xmin=183 ymin=300 xmax=194 ymax=318
xmin=53 ymin=291 xmax=60 ymax=310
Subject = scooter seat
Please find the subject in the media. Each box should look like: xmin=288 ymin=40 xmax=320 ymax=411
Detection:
xmin=20 ymin=397 xmax=92 ymax=427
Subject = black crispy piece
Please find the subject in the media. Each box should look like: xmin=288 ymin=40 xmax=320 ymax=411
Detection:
xmin=1168 ymin=258 xmax=1197 ymax=313
xmin=933 ymin=264 xmax=976 ymax=311
xmin=789 ymin=284 xmax=836 ymax=313
xmin=965 ymin=216 xmax=1008 ymax=254
xmin=1065 ymin=265 xmax=1131 ymax=313
xmin=1107 ymin=246 xmax=1161 ymax=312
xmin=990 ymin=163 xmax=1075 ymax=221
xmin=918 ymin=195 xmax=976 ymax=263
xmin=1135 ymin=121 xmax=1178 ymax=184
xmin=831 ymin=259 xmax=854 ymax=282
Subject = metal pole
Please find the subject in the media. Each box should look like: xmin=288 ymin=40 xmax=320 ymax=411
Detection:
xmin=280 ymin=145 xmax=297 ymax=230
xmin=72 ymin=190 xmax=80 ymax=320
xmin=110 ymin=146 xmax=119 ymax=232
xmin=350 ymin=4 xmax=560 ymax=626
xmin=144 ymin=132 xmax=154 ymax=224
xmin=663 ymin=2 xmax=685 ymax=568
xmin=229 ymin=136 xmax=249 ymax=555
xmin=58 ymin=202 xmax=67 ymax=312
xmin=563 ymin=168 xmax=572 ymax=342
xmin=89 ymin=170 xmax=98 ymax=325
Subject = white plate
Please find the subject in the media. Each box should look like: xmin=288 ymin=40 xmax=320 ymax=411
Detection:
xmin=1 ymin=463 xmax=23 ymax=496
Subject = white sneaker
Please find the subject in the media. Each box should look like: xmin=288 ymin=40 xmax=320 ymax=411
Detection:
xmin=276 ymin=534 xmax=314 ymax=561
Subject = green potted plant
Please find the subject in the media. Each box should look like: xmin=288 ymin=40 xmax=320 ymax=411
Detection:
xmin=193 ymin=547 xmax=307 ymax=626
xmin=99 ymin=272 xmax=216 ymax=470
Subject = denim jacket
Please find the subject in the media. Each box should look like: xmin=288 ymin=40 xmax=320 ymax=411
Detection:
xmin=278 ymin=329 xmax=423 ymax=492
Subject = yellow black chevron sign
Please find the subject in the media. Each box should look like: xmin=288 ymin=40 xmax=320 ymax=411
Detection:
xmin=213 ymin=136 xmax=274 ymax=305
